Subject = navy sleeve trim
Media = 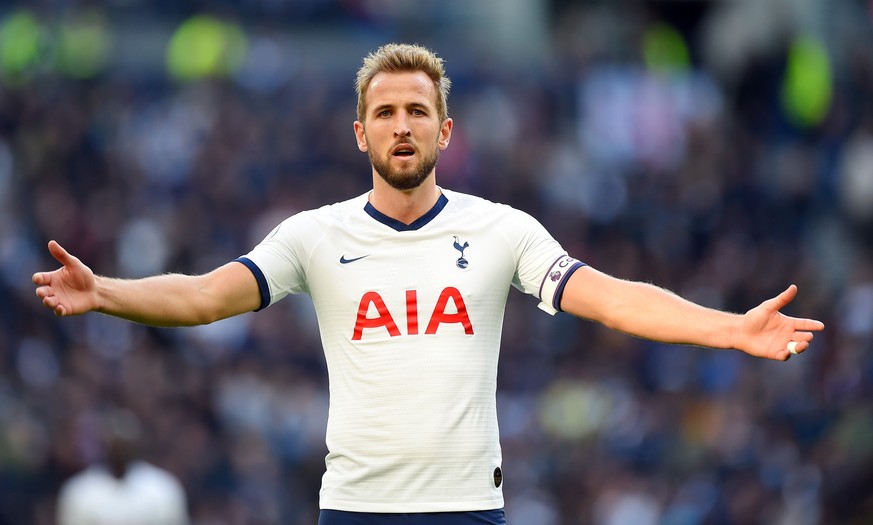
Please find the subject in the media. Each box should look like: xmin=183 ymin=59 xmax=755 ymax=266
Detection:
xmin=234 ymin=257 xmax=270 ymax=312
xmin=553 ymin=261 xmax=586 ymax=312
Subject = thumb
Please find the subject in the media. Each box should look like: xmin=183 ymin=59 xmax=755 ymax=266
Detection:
xmin=766 ymin=284 xmax=798 ymax=312
xmin=47 ymin=240 xmax=79 ymax=268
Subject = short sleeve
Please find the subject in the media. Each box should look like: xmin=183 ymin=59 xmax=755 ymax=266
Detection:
xmin=236 ymin=212 xmax=317 ymax=310
xmin=505 ymin=208 xmax=585 ymax=315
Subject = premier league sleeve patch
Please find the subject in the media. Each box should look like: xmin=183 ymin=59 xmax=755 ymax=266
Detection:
xmin=537 ymin=255 xmax=585 ymax=315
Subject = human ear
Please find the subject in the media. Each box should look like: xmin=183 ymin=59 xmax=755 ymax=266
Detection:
xmin=438 ymin=118 xmax=453 ymax=150
xmin=353 ymin=121 xmax=368 ymax=152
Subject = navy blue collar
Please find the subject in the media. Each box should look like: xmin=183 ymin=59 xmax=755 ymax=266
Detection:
xmin=364 ymin=193 xmax=449 ymax=231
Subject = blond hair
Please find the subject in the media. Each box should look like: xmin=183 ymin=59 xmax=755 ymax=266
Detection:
xmin=355 ymin=43 xmax=451 ymax=122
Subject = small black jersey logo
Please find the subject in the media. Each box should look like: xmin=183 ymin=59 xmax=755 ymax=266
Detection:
xmin=340 ymin=255 xmax=369 ymax=264
xmin=493 ymin=467 xmax=502 ymax=488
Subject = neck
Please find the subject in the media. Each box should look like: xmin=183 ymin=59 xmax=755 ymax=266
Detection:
xmin=369 ymin=173 xmax=441 ymax=225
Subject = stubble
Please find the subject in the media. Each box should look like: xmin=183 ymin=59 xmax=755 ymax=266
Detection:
xmin=369 ymin=143 xmax=440 ymax=191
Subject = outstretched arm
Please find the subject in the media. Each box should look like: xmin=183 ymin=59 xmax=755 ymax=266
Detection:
xmin=33 ymin=240 xmax=261 ymax=327
xmin=560 ymin=266 xmax=824 ymax=361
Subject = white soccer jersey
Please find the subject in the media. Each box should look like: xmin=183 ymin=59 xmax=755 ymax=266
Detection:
xmin=56 ymin=461 xmax=189 ymax=525
xmin=238 ymin=188 xmax=584 ymax=513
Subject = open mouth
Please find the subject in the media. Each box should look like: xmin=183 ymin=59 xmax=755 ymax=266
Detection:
xmin=392 ymin=145 xmax=415 ymax=157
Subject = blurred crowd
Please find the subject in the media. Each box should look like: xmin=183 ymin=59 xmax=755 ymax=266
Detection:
xmin=2 ymin=0 xmax=873 ymax=524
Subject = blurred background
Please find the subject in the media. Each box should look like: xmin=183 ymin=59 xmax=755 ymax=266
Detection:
xmin=1 ymin=0 xmax=872 ymax=523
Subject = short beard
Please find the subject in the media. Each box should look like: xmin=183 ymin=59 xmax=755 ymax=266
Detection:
xmin=370 ymin=147 xmax=439 ymax=191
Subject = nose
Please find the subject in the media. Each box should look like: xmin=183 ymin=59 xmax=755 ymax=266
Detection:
xmin=393 ymin=114 xmax=411 ymax=137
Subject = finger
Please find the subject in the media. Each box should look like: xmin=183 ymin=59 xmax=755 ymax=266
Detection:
xmin=793 ymin=331 xmax=816 ymax=342
xmin=35 ymin=286 xmax=51 ymax=299
xmin=767 ymin=284 xmax=798 ymax=311
xmin=42 ymin=294 xmax=58 ymax=310
xmin=794 ymin=318 xmax=825 ymax=331
xmin=43 ymin=295 xmax=67 ymax=316
xmin=47 ymin=240 xmax=78 ymax=267
xmin=32 ymin=272 xmax=48 ymax=285
xmin=777 ymin=345 xmax=801 ymax=361
xmin=787 ymin=340 xmax=810 ymax=353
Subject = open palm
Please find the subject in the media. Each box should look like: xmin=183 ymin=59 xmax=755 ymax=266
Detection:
xmin=734 ymin=285 xmax=824 ymax=361
xmin=32 ymin=241 xmax=100 ymax=317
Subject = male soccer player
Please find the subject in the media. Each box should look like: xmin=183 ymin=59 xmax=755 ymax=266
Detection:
xmin=33 ymin=43 xmax=824 ymax=525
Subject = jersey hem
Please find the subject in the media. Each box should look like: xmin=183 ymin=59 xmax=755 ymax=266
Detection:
xmin=319 ymin=497 xmax=505 ymax=514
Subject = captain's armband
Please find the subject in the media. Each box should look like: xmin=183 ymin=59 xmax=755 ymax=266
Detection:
xmin=537 ymin=255 xmax=585 ymax=315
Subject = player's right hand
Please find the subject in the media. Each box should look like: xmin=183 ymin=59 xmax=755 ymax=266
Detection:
xmin=32 ymin=240 xmax=99 ymax=317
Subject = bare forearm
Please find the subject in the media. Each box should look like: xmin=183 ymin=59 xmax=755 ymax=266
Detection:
xmin=95 ymin=260 xmax=261 ymax=326
xmin=561 ymin=268 xmax=740 ymax=349
xmin=95 ymin=273 xmax=221 ymax=327
xmin=34 ymin=243 xmax=260 ymax=325
xmin=594 ymin=280 xmax=739 ymax=349
xmin=559 ymin=266 xmax=823 ymax=360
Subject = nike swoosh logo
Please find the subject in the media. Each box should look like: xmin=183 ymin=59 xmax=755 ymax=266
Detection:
xmin=340 ymin=255 xmax=370 ymax=264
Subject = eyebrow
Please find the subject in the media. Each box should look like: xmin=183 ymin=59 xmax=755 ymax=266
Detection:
xmin=370 ymin=101 xmax=431 ymax=115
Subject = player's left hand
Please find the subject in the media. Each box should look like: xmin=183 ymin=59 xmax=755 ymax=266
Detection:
xmin=733 ymin=285 xmax=825 ymax=361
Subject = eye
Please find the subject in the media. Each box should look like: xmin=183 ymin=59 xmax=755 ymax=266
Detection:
xmin=377 ymin=109 xmax=392 ymax=118
xmin=412 ymin=108 xmax=425 ymax=116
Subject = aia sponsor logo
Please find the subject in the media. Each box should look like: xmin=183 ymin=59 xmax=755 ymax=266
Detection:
xmin=352 ymin=287 xmax=474 ymax=340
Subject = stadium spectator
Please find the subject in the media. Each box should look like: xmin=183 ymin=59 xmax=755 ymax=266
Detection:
xmin=56 ymin=409 xmax=189 ymax=525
